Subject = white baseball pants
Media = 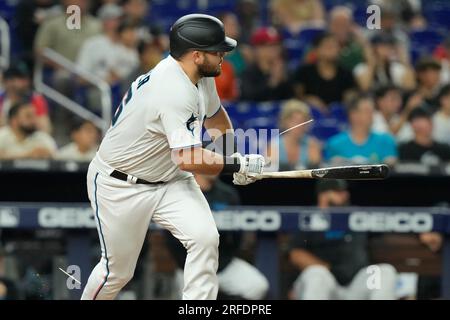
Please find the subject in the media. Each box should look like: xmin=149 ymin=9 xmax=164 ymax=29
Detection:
xmin=81 ymin=157 xmax=219 ymax=300
xmin=292 ymin=264 xmax=397 ymax=300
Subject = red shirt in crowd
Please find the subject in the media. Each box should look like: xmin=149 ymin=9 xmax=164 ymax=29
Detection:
xmin=214 ymin=60 xmax=238 ymax=102
xmin=0 ymin=91 xmax=49 ymax=117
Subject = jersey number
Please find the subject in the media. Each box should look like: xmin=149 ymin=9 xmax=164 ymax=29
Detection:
xmin=112 ymin=73 xmax=151 ymax=126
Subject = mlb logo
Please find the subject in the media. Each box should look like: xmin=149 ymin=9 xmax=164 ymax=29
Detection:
xmin=299 ymin=212 xmax=331 ymax=231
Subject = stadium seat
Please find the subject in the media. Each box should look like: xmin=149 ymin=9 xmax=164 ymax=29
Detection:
xmin=409 ymin=29 xmax=444 ymax=65
xmin=281 ymin=27 xmax=325 ymax=71
xmin=423 ymin=2 xmax=450 ymax=32
xmin=308 ymin=104 xmax=348 ymax=141
xmin=0 ymin=1 xmax=17 ymax=22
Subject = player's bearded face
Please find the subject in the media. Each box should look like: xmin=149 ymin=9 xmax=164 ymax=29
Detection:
xmin=197 ymin=52 xmax=223 ymax=77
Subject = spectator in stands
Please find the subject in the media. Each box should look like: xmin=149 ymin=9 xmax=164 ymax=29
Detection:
xmin=325 ymin=95 xmax=398 ymax=165
xmin=56 ymin=119 xmax=99 ymax=162
xmin=121 ymin=0 xmax=165 ymax=46
xmin=34 ymin=0 xmax=101 ymax=96
xmin=90 ymin=0 xmax=121 ymax=15
xmin=433 ymin=85 xmax=450 ymax=146
xmin=433 ymin=36 xmax=450 ymax=84
xmin=292 ymin=33 xmax=356 ymax=111
xmin=121 ymin=38 xmax=165 ymax=94
xmin=15 ymin=0 xmax=63 ymax=67
xmin=214 ymin=59 xmax=239 ymax=102
xmin=415 ymin=58 xmax=444 ymax=112
xmin=267 ymin=99 xmax=321 ymax=170
xmin=166 ymin=173 xmax=269 ymax=300
xmin=326 ymin=6 xmax=372 ymax=72
xmin=372 ymin=85 xmax=414 ymax=142
xmin=419 ymin=232 xmax=443 ymax=254
xmin=0 ymin=246 xmax=19 ymax=300
xmin=76 ymin=3 xmax=124 ymax=84
xmin=353 ymin=33 xmax=415 ymax=92
xmin=113 ymin=20 xmax=140 ymax=80
xmin=271 ymin=0 xmax=325 ymax=35
xmin=81 ymin=19 xmax=139 ymax=112
xmin=121 ymin=0 xmax=147 ymax=25
xmin=399 ymin=107 xmax=450 ymax=165
xmin=373 ymin=4 xmax=411 ymax=52
xmin=34 ymin=0 xmax=101 ymax=62
xmin=289 ymin=179 xmax=397 ymax=300
xmin=236 ymin=0 xmax=261 ymax=44
xmin=240 ymin=27 xmax=292 ymax=101
xmin=0 ymin=64 xmax=51 ymax=133
xmin=216 ymin=14 xmax=246 ymax=101
xmin=0 ymin=101 xmax=57 ymax=160
xmin=219 ymin=12 xmax=253 ymax=77
xmin=372 ymin=0 xmax=426 ymax=30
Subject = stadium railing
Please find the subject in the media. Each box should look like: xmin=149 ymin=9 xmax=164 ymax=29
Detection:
xmin=34 ymin=48 xmax=112 ymax=134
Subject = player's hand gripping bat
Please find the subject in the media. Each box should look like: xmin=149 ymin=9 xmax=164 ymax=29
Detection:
xmin=258 ymin=164 xmax=390 ymax=180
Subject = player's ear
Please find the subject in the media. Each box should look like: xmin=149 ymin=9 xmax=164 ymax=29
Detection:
xmin=192 ymin=50 xmax=203 ymax=65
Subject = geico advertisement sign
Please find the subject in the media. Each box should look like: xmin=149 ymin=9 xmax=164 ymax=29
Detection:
xmin=38 ymin=207 xmax=96 ymax=228
xmin=214 ymin=210 xmax=281 ymax=231
xmin=0 ymin=208 xmax=20 ymax=227
xmin=349 ymin=211 xmax=433 ymax=232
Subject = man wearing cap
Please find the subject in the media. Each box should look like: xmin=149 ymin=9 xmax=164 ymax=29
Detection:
xmin=289 ymin=179 xmax=397 ymax=300
xmin=81 ymin=14 xmax=265 ymax=300
xmin=0 ymin=64 xmax=51 ymax=133
xmin=240 ymin=27 xmax=292 ymax=101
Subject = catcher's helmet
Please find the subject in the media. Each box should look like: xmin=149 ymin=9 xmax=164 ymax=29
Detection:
xmin=169 ymin=14 xmax=237 ymax=59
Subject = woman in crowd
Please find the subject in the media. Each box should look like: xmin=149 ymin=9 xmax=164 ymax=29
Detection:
xmin=267 ymin=99 xmax=322 ymax=170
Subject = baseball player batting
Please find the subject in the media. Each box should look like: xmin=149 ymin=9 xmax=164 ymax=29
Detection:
xmin=81 ymin=14 xmax=265 ymax=300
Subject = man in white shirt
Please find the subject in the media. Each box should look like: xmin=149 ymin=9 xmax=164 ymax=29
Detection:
xmin=76 ymin=3 xmax=123 ymax=83
xmin=433 ymin=84 xmax=450 ymax=145
xmin=81 ymin=14 xmax=265 ymax=300
xmin=372 ymin=85 xmax=413 ymax=142
xmin=56 ymin=120 xmax=99 ymax=162
xmin=0 ymin=101 xmax=57 ymax=160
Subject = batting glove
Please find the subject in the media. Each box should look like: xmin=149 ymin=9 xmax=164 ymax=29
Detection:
xmin=230 ymin=153 xmax=265 ymax=185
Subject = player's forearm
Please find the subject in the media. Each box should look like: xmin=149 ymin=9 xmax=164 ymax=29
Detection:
xmin=204 ymin=106 xmax=233 ymax=140
xmin=173 ymin=147 xmax=232 ymax=175
xmin=204 ymin=107 xmax=238 ymax=156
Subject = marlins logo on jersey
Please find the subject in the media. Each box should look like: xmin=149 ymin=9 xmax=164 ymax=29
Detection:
xmin=186 ymin=113 xmax=199 ymax=136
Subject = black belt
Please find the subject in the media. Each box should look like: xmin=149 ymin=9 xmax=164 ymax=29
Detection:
xmin=110 ymin=170 xmax=165 ymax=185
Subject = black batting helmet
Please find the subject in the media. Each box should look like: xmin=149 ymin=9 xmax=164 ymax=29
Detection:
xmin=169 ymin=14 xmax=237 ymax=59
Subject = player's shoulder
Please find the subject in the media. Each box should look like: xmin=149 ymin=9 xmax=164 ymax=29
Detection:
xmin=149 ymin=56 xmax=197 ymax=100
xmin=198 ymin=77 xmax=218 ymax=93
xmin=199 ymin=76 xmax=215 ymax=86
xmin=150 ymin=57 xmax=186 ymax=83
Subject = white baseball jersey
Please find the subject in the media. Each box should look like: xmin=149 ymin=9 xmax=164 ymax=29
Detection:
xmin=97 ymin=55 xmax=221 ymax=182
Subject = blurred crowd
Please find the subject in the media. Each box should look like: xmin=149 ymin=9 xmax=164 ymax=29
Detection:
xmin=0 ymin=0 xmax=449 ymax=168
xmin=0 ymin=0 xmax=449 ymax=300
